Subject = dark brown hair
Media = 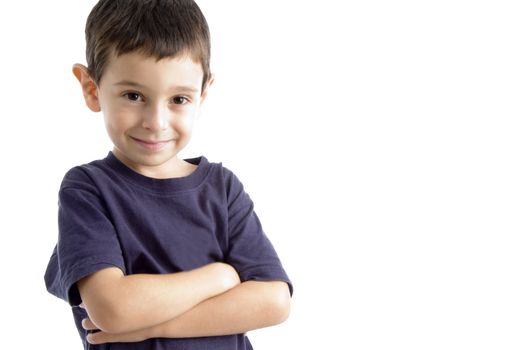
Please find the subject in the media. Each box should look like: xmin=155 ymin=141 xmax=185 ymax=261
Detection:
xmin=85 ymin=0 xmax=211 ymax=92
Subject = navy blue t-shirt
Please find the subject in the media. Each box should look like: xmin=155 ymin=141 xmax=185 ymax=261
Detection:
xmin=45 ymin=152 xmax=292 ymax=350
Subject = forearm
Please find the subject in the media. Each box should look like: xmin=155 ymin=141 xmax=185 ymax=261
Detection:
xmin=154 ymin=280 xmax=291 ymax=338
xmin=84 ymin=280 xmax=291 ymax=344
xmin=79 ymin=263 xmax=239 ymax=333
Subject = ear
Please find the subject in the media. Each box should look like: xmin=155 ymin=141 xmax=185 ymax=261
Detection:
xmin=199 ymin=73 xmax=215 ymax=104
xmin=72 ymin=64 xmax=101 ymax=112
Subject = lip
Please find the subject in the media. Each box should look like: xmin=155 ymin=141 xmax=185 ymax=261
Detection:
xmin=131 ymin=136 xmax=172 ymax=151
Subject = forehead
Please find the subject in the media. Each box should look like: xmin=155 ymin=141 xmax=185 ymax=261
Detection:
xmin=101 ymin=51 xmax=203 ymax=91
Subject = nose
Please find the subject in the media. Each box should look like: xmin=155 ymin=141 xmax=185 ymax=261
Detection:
xmin=142 ymin=103 xmax=169 ymax=131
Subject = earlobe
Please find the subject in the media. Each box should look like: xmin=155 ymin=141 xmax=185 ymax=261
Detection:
xmin=72 ymin=63 xmax=101 ymax=112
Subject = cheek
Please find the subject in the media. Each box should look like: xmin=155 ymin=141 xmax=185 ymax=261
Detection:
xmin=182 ymin=116 xmax=195 ymax=131
xmin=176 ymin=109 xmax=197 ymax=132
xmin=104 ymin=107 xmax=139 ymax=131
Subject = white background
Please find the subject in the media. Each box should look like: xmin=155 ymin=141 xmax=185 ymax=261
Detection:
xmin=1 ymin=0 xmax=525 ymax=349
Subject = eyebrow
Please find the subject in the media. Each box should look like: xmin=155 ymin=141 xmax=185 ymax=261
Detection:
xmin=113 ymin=80 xmax=200 ymax=93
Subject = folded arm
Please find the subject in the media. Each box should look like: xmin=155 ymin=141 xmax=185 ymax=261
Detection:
xmin=78 ymin=262 xmax=240 ymax=334
xmin=83 ymin=280 xmax=291 ymax=344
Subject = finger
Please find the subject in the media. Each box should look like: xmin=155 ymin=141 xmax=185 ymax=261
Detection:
xmin=86 ymin=329 xmax=147 ymax=344
xmin=87 ymin=330 xmax=126 ymax=345
xmin=81 ymin=318 xmax=99 ymax=331
xmin=86 ymin=331 xmax=109 ymax=345
xmin=79 ymin=303 xmax=86 ymax=309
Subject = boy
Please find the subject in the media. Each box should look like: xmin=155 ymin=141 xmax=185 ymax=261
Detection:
xmin=44 ymin=0 xmax=292 ymax=349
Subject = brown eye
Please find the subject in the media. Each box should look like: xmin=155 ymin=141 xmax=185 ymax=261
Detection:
xmin=173 ymin=96 xmax=188 ymax=105
xmin=125 ymin=92 xmax=141 ymax=101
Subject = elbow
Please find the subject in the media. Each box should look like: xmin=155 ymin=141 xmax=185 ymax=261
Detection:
xmin=267 ymin=282 xmax=291 ymax=325
xmin=86 ymin=302 xmax=130 ymax=334
xmin=78 ymin=268 xmax=131 ymax=334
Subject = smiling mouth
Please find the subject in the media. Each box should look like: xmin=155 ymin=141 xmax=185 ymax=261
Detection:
xmin=131 ymin=136 xmax=172 ymax=151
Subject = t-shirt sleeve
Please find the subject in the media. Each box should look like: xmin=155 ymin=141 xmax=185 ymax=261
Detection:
xmin=44 ymin=168 xmax=126 ymax=306
xmin=223 ymin=168 xmax=293 ymax=296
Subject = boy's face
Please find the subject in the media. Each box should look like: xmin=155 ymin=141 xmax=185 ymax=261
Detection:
xmin=75 ymin=51 xmax=211 ymax=178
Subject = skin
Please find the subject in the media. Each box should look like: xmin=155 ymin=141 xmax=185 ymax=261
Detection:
xmin=81 ymin=280 xmax=290 ymax=344
xmin=73 ymin=51 xmax=291 ymax=343
xmin=73 ymin=51 xmax=209 ymax=179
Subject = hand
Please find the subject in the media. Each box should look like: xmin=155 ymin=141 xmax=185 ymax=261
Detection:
xmin=82 ymin=318 xmax=152 ymax=344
